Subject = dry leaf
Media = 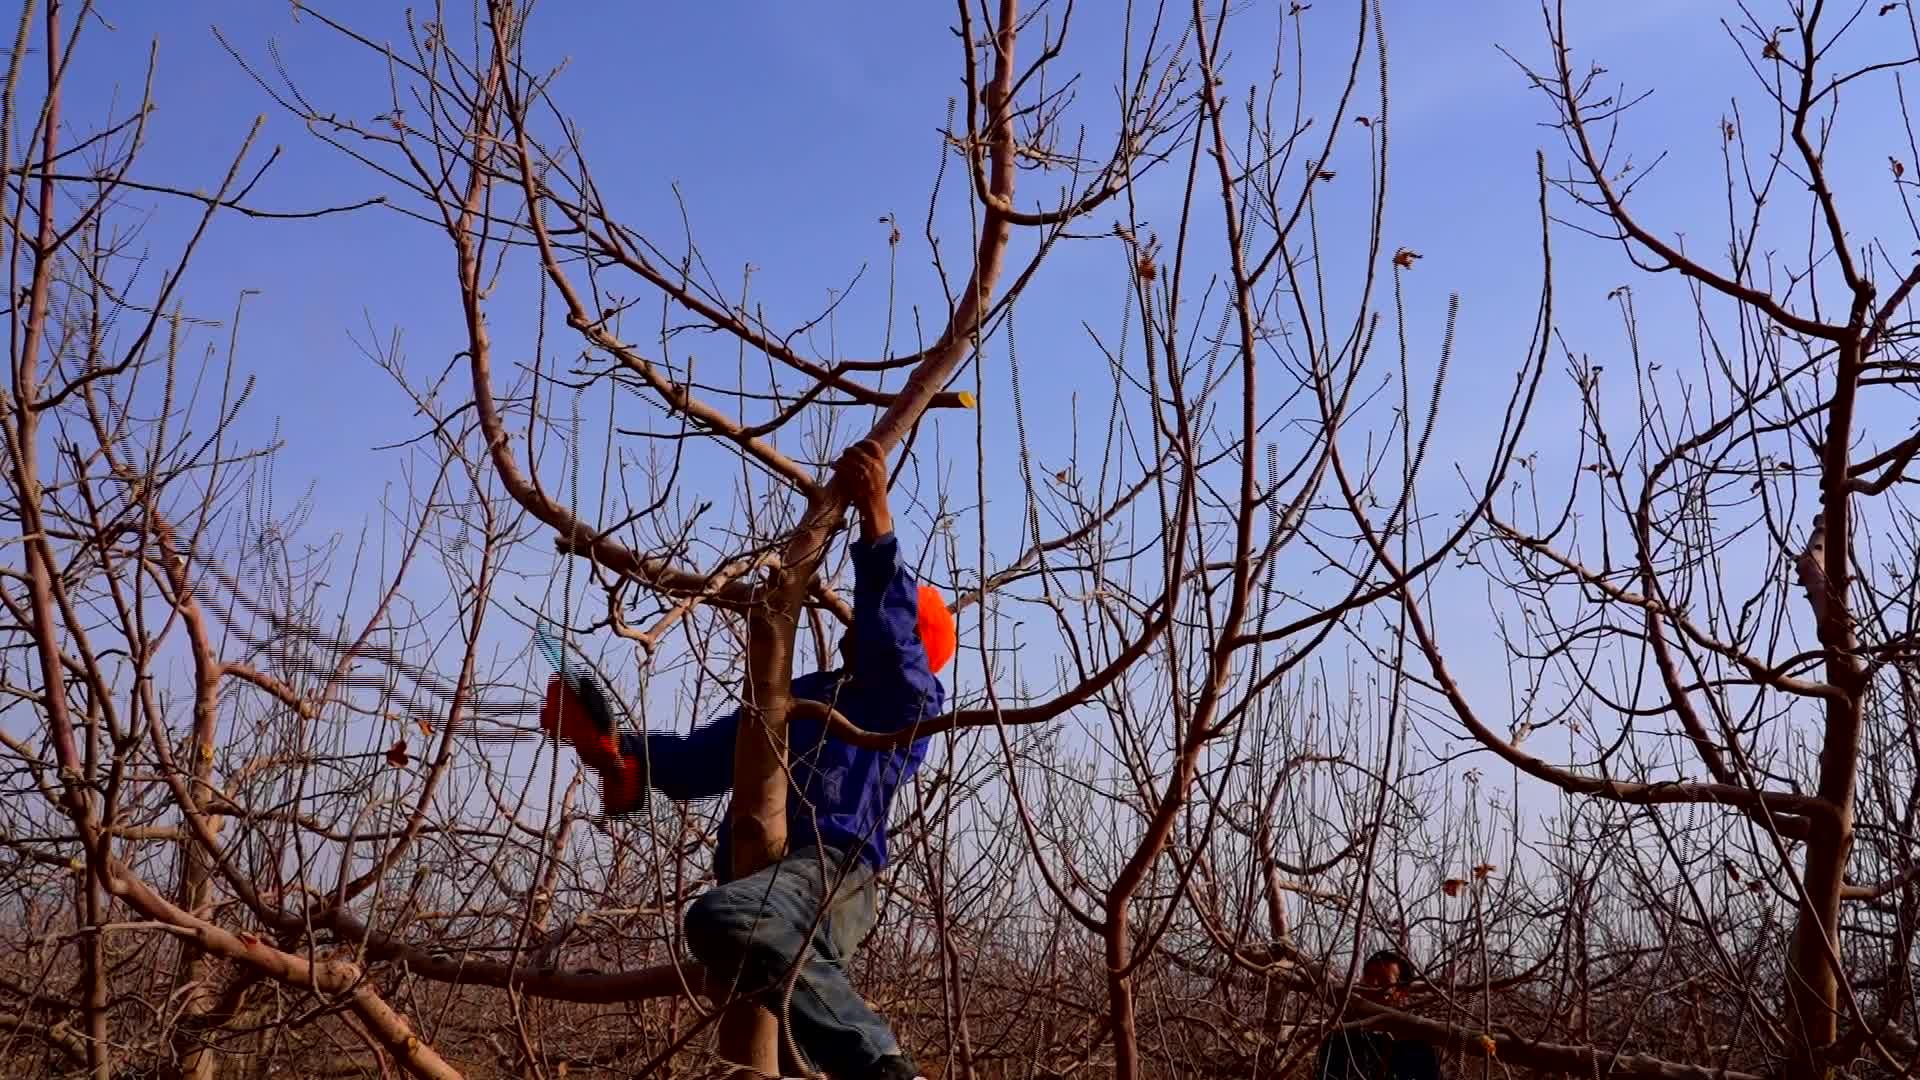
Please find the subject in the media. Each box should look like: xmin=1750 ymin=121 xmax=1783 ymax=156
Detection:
xmin=1137 ymin=254 xmax=1157 ymax=282
xmin=1355 ymin=115 xmax=1372 ymax=128
xmin=1724 ymin=860 xmax=1741 ymax=882
xmin=1722 ymin=119 xmax=1736 ymax=142
xmin=1317 ymin=169 xmax=1337 ymax=181
xmin=1880 ymin=3 xmax=1900 ymax=15
xmin=386 ymin=739 xmax=411 ymax=768
xmin=1762 ymin=36 xmax=1782 ymax=60
xmin=415 ymin=716 xmax=433 ymax=738
xmin=1893 ymin=156 xmax=1907 ymax=178
xmin=1472 ymin=862 xmax=1497 ymax=879
xmin=1393 ymin=248 xmax=1422 ymax=269
xmin=1441 ymin=878 xmax=1466 ymax=897
xmin=1477 ymin=1035 xmax=1498 ymax=1058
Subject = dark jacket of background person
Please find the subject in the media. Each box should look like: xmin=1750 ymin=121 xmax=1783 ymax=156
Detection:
xmin=1315 ymin=1026 xmax=1442 ymax=1080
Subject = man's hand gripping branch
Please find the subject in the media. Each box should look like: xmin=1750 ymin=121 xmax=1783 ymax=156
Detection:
xmin=832 ymin=439 xmax=893 ymax=544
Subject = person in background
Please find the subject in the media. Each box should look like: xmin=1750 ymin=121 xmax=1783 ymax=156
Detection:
xmin=539 ymin=440 xmax=951 ymax=1080
xmin=1314 ymin=949 xmax=1442 ymax=1080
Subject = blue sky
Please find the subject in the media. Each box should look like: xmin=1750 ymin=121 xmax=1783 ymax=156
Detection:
xmin=42 ymin=2 xmax=1918 ymax=826
xmin=53 ymin=0 xmax=1737 ymax=494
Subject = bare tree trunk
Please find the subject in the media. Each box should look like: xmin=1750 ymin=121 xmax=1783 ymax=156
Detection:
xmin=172 ymin=806 xmax=222 ymax=1079
xmin=80 ymin=871 xmax=110 ymax=1080
xmin=726 ymin=589 xmax=807 ymax=1073
xmin=11 ymin=3 xmax=112 ymax=1076
xmin=172 ymin=487 xmax=231 ymax=1080
xmin=716 ymin=1003 xmax=783 ymax=1077
xmin=1786 ymin=339 xmax=1869 ymax=1078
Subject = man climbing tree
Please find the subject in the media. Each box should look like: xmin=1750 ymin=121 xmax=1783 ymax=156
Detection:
xmin=540 ymin=439 xmax=953 ymax=1080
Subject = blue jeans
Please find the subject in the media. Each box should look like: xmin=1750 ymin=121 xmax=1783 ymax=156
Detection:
xmin=685 ymin=845 xmax=903 ymax=1076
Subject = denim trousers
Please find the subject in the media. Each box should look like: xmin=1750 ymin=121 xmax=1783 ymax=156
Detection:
xmin=685 ymin=845 xmax=902 ymax=1076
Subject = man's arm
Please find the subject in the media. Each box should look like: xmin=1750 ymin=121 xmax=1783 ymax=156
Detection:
xmin=848 ymin=532 xmax=942 ymax=707
xmin=834 ymin=441 xmax=944 ymax=727
xmin=617 ymin=709 xmax=738 ymax=801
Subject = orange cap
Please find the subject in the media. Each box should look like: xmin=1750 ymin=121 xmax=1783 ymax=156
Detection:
xmin=917 ymin=584 xmax=956 ymax=674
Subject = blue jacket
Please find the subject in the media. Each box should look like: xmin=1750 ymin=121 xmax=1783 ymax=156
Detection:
xmin=623 ymin=532 xmax=944 ymax=875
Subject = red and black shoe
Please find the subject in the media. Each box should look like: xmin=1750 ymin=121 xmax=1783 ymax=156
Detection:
xmin=539 ymin=672 xmax=649 ymax=818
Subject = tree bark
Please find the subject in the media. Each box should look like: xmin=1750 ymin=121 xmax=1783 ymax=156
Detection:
xmin=80 ymin=872 xmax=109 ymax=1080
xmin=1785 ymin=338 xmax=1867 ymax=1078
